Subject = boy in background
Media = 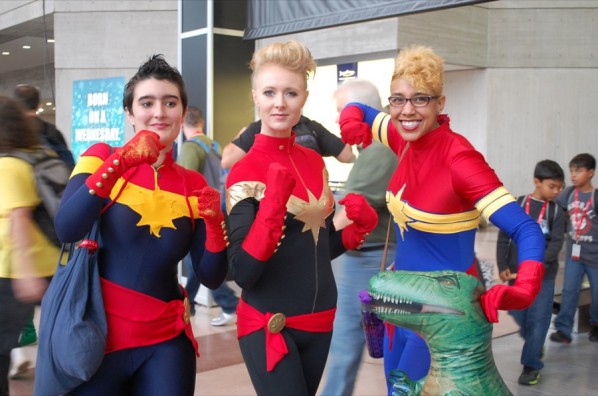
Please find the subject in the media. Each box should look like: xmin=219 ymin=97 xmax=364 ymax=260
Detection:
xmin=497 ymin=159 xmax=565 ymax=385
xmin=550 ymin=153 xmax=598 ymax=344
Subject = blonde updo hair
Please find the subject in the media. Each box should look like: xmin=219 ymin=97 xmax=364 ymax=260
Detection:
xmin=250 ymin=40 xmax=317 ymax=86
xmin=392 ymin=45 xmax=444 ymax=96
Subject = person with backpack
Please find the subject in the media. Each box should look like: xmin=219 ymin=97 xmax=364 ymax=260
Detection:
xmin=550 ymin=153 xmax=598 ymax=345
xmin=0 ymin=96 xmax=60 ymax=394
xmin=496 ymin=159 xmax=565 ymax=386
xmin=178 ymin=106 xmax=238 ymax=324
xmin=13 ymin=84 xmax=75 ymax=168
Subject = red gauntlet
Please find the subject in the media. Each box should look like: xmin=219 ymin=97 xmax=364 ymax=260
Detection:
xmin=242 ymin=163 xmax=296 ymax=261
xmin=339 ymin=105 xmax=373 ymax=148
xmin=339 ymin=193 xmax=378 ymax=250
xmin=480 ymin=260 xmax=545 ymax=323
xmin=86 ymin=130 xmax=163 ymax=198
xmin=196 ymin=186 xmax=228 ymax=253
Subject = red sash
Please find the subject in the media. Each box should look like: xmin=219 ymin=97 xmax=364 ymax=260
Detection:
xmin=236 ymin=298 xmax=335 ymax=371
xmin=101 ymin=278 xmax=199 ymax=356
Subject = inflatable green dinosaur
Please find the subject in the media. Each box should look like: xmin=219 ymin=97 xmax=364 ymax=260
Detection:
xmin=368 ymin=270 xmax=512 ymax=396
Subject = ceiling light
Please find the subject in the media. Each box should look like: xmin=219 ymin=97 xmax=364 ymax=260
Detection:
xmin=47 ymin=39 xmax=55 ymax=43
xmin=1 ymin=52 xmax=9 ymax=55
xmin=38 ymin=108 xmax=44 ymax=113
xmin=46 ymin=102 xmax=53 ymax=106
xmin=22 ymin=45 xmax=31 ymax=49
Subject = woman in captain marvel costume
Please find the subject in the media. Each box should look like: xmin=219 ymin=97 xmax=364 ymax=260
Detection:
xmin=51 ymin=55 xmax=228 ymax=395
xmin=338 ymin=45 xmax=545 ymax=394
xmin=225 ymin=41 xmax=378 ymax=396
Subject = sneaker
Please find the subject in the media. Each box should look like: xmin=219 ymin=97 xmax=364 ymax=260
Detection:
xmin=549 ymin=330 xmax=572 ymax=344
xmin=589 ymin=326 xmax=598 ymax=342
xmin=211 ymin=312 xmax=236 ymax=327
xmin=8 ymin=347 xmax=31 ymax=379
xmin=518 ymin=366 xmax=540 ymax=385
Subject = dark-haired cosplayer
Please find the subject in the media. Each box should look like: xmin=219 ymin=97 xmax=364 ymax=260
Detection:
xmin=46 ymin=55 xmax=228 ymax=395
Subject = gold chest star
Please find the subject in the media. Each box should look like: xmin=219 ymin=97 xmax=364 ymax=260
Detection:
xmin=287 ymin=188 xmax=334 ymax=245
xmin=110 ymin=177 xmax=189 ymax=237
xmin=386 ymin=185 xmax=412 ymax=240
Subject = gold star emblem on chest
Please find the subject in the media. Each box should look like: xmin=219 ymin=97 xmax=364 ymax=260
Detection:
xmin=288 ymin=189 xmax=334 ymax=244
xmin=111 ymin=179 xmax=183 ymax=237
xmin=387 ymin=185 xmax=411 ymax=240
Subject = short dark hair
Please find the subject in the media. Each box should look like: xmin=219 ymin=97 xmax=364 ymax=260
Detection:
xmin=0 ymin=96 xmax=40 ymax=152
xmin=569 ymin=153 xmax=596 ymax=171
xmin=13 ymin=84 xmax=41 ymax=111
xmin=184 ymin=106 xmax=204 ymax=128
xmin=123 ymin=54 xmax=188 ymax=112
xmin=534 ymin=159 xmax=564 ymax=182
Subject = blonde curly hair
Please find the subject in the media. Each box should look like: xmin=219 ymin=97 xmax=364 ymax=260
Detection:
xmin=392 ymin=45 xmax=444 ymax=96
xmin=250 ymin=40 xmax=317 ymax=85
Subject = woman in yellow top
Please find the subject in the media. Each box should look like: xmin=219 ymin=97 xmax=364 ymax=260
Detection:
xmin=0 ymin=96 xmax=60 ymax=394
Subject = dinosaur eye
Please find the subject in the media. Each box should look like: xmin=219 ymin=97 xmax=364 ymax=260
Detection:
xmin=440 ymin=279 xmax=456 ymax=286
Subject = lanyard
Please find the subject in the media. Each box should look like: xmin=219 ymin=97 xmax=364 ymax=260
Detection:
xmin=524 ymin=195 xmax=548 ymax=225
xmin=573 ymin=188 xmax=593 ymax=241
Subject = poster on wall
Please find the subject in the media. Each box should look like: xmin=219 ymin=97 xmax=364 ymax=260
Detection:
xmin=71 ymin=76 xmax=126 ymax=161
xmin=337 ymin=62 xmax=357 ymax=84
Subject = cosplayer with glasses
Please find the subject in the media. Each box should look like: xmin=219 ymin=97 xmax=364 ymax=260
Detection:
xmin=225 ymin=40 xmax=377 ymax=396
xmin=51 ymin=55 xmax=229 ymax=395
xmin=338 ymin=45 xmax=545 ymax=394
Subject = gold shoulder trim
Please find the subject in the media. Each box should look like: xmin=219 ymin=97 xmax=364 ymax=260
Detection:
xmin=372 ymin=112 xmax=391 ymax=147
xmin=475 ymin=186 xmax=515 ymax=220
xmin=71 ymin=156 xmax=103 ymax=177
xmin=226 ymin=181 xmax=266 ymax=214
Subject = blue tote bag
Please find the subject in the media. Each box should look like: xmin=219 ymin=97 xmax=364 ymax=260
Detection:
xmin=34 ymin=221 xmax=107 ymax=395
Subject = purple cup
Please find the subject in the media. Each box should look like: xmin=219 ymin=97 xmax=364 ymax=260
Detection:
xmin=359 ymin=290 xmax=384 ymax=358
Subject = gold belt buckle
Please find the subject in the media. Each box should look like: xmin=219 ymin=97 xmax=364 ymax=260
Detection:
xmin=183 ymin=297 xmax=191 ymax=325
xmin=267 ymin=312 xmax=286 ymax=334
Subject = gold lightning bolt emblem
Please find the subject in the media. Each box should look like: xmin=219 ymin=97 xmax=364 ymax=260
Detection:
xmin=386 ymin=185 xmax=411 ymax=240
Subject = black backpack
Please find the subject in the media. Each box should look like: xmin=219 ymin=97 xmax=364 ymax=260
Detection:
xmin=0 ymin=148 xmax=71 ymax=246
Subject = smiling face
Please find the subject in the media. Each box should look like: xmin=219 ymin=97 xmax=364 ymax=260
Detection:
xmin=125 ymin=78 xmax=186 ymax=151
xmin=252 ymin=63 xmax=308 ymax=137
xmin=389 ymin=77 xmax=445 ymax=142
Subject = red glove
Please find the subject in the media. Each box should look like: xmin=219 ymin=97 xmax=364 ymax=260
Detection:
xmin=339 ymin=193 xmax=378 ymax=250
xmin=195 ymin=186 xmax=228 ymax=253
xmin=480 ymin=260 xmax=545 ymax=323
xmin=339 ymin=105 xmax=373 ymax=148
xmin=86 ymin=130 xmax=164 ymax=198
xmin=242 ymin=163 xmax=296 ymax=261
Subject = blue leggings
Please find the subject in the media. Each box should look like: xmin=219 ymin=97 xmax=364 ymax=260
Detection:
xmin=68 ymin=333 xmax=196 ymax=396
xmin=383 ymin=326 xmax=430 ymax=395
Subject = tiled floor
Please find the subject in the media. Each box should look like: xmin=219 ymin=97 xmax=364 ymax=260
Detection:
xmin=10 ymin=226 xmax=598 ymax=395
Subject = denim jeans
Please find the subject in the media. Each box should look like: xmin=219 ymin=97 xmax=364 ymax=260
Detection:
xmin=185 ymin=254 xmax=238 ymax=313
xmin=321 ymin=246 xmax=395 ymax=396
xmin=509 ymin=278 xmax=555 ymax=370
xmin=554 ymin=257 xmax=598 ymax=336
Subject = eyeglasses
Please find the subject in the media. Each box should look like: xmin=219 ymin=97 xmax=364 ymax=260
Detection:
xmin=388 ymin=95 xmax=438 ymax=108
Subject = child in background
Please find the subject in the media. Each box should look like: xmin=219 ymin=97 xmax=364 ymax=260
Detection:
xmin=550 ymin=153 xmax=598 ymax=345
xmin=497 ymin=159 xmax=565 ymax=385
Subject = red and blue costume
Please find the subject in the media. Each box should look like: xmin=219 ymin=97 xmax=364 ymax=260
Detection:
xmin=54 ymin=142 xmax=228 ymax=395
xmin=340 ymin=104 xmax=545 ymax=391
